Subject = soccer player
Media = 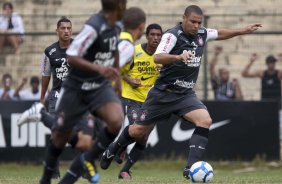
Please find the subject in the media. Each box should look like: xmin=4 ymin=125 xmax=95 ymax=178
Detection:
xmin=17 ymin=17 xmax=96 ymax=178
xmin=38 ymin=0 xmax=127 ymax=184
xmin=99 ymin=5 xmax=262 ymax=180
xmin=58 ymin=7 xmax=146 ymax=183
xmin=117 ymin=23 xmax=163 ymax=179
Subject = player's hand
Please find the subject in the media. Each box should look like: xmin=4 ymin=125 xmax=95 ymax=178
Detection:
xmin=250 ymin=53 xmax=258 ymax=63
xmin=128 ymin=78 xmax=141 ymax=88
xmin=245 ymin=23 xmax=262 ymax=33
xmin=156 ymin=64 xmax=162 ymax=72
xmin=113 ymin=77 xmax=122 ymax=96
xmin=179 ymin=50 xmax=193 ymax=64
xmin=98 ymin=66 xmax=119 ymax=80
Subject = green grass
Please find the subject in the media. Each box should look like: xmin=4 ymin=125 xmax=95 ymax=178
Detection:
xmin=1 ymin=159 xmax=282 ymax=184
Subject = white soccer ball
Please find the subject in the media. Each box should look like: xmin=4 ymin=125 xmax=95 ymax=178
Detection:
xmin=189 ymin=161 xmax=214 ymax=183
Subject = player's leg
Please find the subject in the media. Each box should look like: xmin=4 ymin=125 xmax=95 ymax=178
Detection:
xmin=114 ymin=98 xmax=142 ymax=164
xmin=59 ymin=117 xmax=96 ymax=184
xmin=182 ymin=108 xmax=212 ymax=179
xmin=40 ymin=88 xmax=86 ymax=184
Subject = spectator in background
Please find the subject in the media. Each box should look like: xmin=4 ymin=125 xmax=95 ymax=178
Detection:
xmin=209 ymin=46 xmax=243 ymax=101
xmin=19 ymin=76 xmax=41 ymax=100
xmin=242 ymin=53 xmax=282 ymax=102
xmin=0 ymin=2 xmax=24 ymax=54
xmin=0 ymin=73 xmax=21 ymax=100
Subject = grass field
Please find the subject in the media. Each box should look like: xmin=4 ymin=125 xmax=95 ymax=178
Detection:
xmin=1 ymin=158 xmax=282 ymax=184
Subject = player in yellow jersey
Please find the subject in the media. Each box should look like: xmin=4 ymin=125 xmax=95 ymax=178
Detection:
xmin=116 ymin=23 xmax=163 ymax=179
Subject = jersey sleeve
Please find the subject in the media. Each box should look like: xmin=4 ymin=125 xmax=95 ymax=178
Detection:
xmin=155 ymin=33 xmax=177 ymax=54
xmin=118 ymin=40 xmax=134 ymax=67
xmin=66 ymin=24 xmax=98 ymax=57
xmin=206 ymin=28 xmax=218 ymax=42
xmin=41 ymin=53 xmax=51 ymax=76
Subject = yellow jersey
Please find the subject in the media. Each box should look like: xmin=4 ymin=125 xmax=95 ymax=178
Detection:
xmin=121 ymin=43 xmax=159 ymax=102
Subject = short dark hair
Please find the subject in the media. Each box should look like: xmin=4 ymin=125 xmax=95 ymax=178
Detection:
xmin=57 ymin=16 xmax=72 ymax=28
xmin=184 ymin=5 xmax=203 ymax=16
xmin=2 ymin=73 xmax=12 ymax=81
xmin=101 ymin=0 xmax=126 ymax=11
xmin=145 ymin=23 xmax=162 ymax=36
xmin=2 ymin=2 xmax=13 ymax=10
xmin=30 ymin=76 xmax=40 ymax=84
xmin=123 ymin=7 xmax=146 ymax=30
xmin=265 ymin=55 xmax=277 ymax=64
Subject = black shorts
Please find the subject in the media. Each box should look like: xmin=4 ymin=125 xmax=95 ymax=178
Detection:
xmin=72 ymin=114 xmax=95 ymax=136
xmin=54 ymin=83 xmax=121 ymax=131
xmin=136 ymin=87 xmax=206 ymax=125
xmin=121 ymin=97 xmax=143 ymax=125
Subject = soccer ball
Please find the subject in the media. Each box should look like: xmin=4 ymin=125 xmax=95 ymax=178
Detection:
xmin=189 ymin=161 xmax=214 ymax=183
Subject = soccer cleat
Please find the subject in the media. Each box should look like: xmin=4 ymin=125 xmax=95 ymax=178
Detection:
xmin=17 ymin=102 xmax=44 ymax=126
xmin=100 ymin=143 xmax=116 ymax=170
xmin=81 ymin=154 xmax=100 ymax=183
xmin=118 ymin=171 xmax=132 ymax=179
xmin=51 ymin=164 xmax=60 ymax=179
xmin=183 ymin=167 xmax=190 ymax=180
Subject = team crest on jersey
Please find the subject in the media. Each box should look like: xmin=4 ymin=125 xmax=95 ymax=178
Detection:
xmin=136 ymin=52 xmax=143 ymax=57
xmin=197 ymin=36 xmax=204 ymax=46
xmin=140 ymin=110 xmax=148 ymax=121
xmin=131 ymin=110 xmax=138 ymax=121
xmin=49 ymin=48 xmax=56 ymax=56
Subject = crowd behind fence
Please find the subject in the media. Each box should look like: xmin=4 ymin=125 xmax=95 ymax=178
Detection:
xmin=0 ymin=13 xmax=282 ymax=102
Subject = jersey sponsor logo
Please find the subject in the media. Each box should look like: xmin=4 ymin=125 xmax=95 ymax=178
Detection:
xmin=198 ymin=29 xmax=205 ymax=34
xmin=141 ymin=76 xmax=153 ymax=81
xmin=171 ymin=119 xmax=231 ymax=141
xmin=55 ymin=58 xmax=69 ymax=81
xmin=173 ymin=79 xmax=195 ymax=89
xmin=49 ymin=48 xmax=56 ymax=56
xmin=184 ymin=50 xmax=201 ymax=67
xmin=136 ymin=61 xmax=159 ymax=75
xmin=94 ymin=52 xmax=114 ymax=67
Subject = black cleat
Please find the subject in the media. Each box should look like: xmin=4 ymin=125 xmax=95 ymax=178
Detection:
xmin=100 ymin=143 xmax=116 ymax=170
xmin=183 ymin=167 xmax=190 ymax=180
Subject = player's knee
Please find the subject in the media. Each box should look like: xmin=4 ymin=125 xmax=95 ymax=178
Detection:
xmin=75 ymin=136 xmax=93 ymax=151
xmin=198 ymin=117 xmax=212 ymax=128
xmin=105 ymin=114 xmax=124 ymax=134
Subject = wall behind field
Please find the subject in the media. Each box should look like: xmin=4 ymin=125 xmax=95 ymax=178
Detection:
xmin=1 ymin=0 xmax=282 ymax=100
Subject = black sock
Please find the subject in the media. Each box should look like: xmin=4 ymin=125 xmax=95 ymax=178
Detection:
xmin=110 ymin=126 xmax=135 ymax=154
xmin=121 ymin=142 xmax=145 ymax=172
xmin=84 ymin=127 xmax=116 ymax=161
xmin=68 ymin=134 xmax=79 ymax=149
xmin=41 ymin=110 xmax=55 ymax=129
xmin=40 ymin=140 xmax=63 ymax=182
xmin=186 ymin=126 xmax=209 ymax=168
xmin=58 ymin=155 xmax=82 ymax=184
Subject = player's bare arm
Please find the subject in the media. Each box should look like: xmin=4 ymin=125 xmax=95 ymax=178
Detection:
xmin=216 ymin=23 xmax=262 ymax=40
xmin=41 ymin=76 xmax=50 ymax=103
xmin=154 ymin=51 xmax=193 ymax=65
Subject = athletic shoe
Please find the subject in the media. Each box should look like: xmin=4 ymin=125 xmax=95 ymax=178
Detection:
xmin=183 ymin=167 xmax=190 ymax=180
xmin=51 ymin=164 xmax=60 ymax=179
xmin=81 ymin=154 xmax=100 ymax=183
xmin=118 ymin=171 xmax=132 ymax=179
xmin=17 ymin=102 xmax=44 ymax=126
xmin=100 ymin=143 xmax=116 ymax=170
